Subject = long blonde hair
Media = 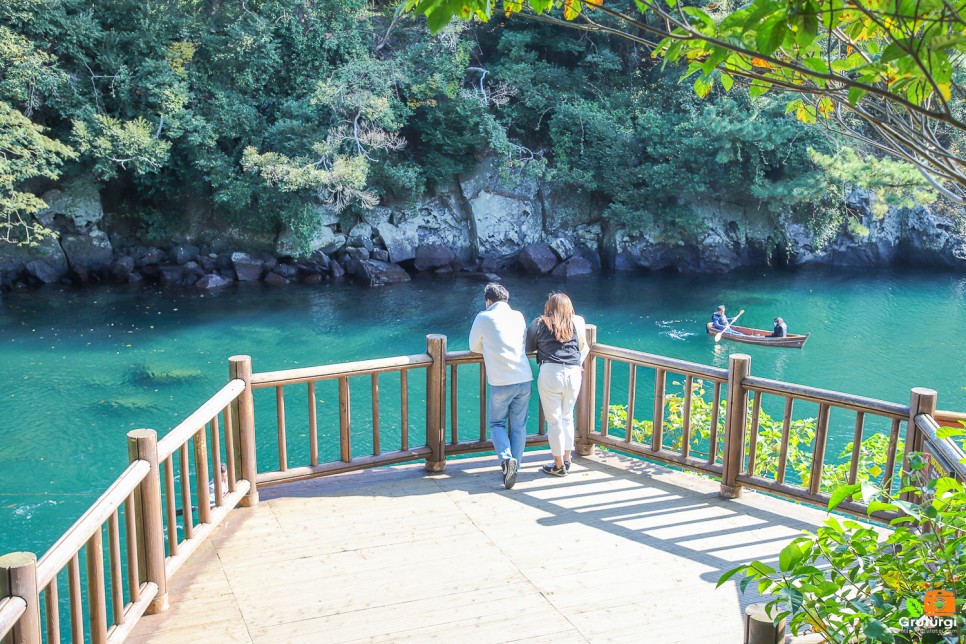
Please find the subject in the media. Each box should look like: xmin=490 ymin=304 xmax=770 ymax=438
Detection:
xmin=541 ymin=292 xmax=576 ymax=343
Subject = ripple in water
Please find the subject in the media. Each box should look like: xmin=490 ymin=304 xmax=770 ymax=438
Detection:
xmin=656 ymin=319 xmax=695 ymax=341
xmin=12 ymin=499 xmax=59 ymax=519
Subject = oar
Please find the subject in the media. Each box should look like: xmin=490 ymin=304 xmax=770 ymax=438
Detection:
xmin=714 ymin=309 xmax=745 ymax=342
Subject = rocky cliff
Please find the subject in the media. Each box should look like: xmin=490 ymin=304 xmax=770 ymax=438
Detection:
xmin=2 ymin=161 xmax=964 ymax=291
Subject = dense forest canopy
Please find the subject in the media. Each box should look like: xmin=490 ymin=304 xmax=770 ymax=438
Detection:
xmin=0 ymin=0 xmax=938 ymax=252
xmin=407 ymin=0 xmax=966 ymax=202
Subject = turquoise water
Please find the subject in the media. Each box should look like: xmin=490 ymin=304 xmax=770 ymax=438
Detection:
xmin=2 ymin=268 xmax=965 ymax=556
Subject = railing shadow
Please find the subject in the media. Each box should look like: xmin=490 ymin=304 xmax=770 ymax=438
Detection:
xmin=256 ymin=448 xmax=835 ymax=626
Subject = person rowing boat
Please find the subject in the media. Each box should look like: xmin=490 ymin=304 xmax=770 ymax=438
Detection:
xmin=711 ymin=305 xmax=744 ymax=335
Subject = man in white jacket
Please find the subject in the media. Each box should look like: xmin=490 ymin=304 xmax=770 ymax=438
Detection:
xmin=469 ymin=283 xmax=533 ymax=489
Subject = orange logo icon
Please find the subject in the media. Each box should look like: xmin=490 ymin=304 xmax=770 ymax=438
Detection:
xmin=924 ymin=590 xmax=956 ymax=617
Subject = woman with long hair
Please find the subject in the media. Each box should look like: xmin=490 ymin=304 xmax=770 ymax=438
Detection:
xmin=525 ymin=292 xmax=589 ymax=477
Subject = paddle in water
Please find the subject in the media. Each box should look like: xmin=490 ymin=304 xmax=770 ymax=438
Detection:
xmin=714 ymin=309 xmax=745 ymax=342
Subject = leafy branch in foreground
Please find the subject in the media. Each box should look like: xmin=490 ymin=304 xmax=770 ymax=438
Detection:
xmin=406 ymin=0 xmax=966 ymax=203
xmin=718 ymin=453 xmax=966 ymax=642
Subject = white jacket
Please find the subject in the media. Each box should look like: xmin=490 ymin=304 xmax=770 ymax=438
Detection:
xmin=469 ymin=301 xmax=534 ymax=386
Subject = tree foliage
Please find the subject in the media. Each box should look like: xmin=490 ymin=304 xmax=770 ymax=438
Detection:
xmin=0 ymin=101 xmax=75 ymax=245
xmin=405 ymin=0 xmax=966 ymax=203
xmin=0 ymin=0 xmax=941 ymax=250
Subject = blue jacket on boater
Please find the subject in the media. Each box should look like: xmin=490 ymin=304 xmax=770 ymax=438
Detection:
xmin=711 ymin=312 xmax=737 ymax=331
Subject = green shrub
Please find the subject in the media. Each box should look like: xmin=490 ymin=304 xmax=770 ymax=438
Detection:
xmin=718 ymin=453 xmax=966 ymax=642
xmin=609 ymin=379 xmax=901 ymax=492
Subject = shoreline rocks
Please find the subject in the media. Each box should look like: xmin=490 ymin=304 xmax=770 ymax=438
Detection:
xmin=2 ymin=171 xmax=964 ymax=293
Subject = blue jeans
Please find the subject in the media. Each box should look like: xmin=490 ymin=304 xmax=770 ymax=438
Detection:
xmin=488 ymin=381 xmax=531 ymax=464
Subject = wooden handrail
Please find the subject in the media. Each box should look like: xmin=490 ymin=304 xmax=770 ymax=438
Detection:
xmin=445 ymin=350 xmax=483 ymax=365
xmin=591 ymin=344 xmax=729 ymax=380
xmin=36 ymin=461 xmax=151 ymax=589
xmin=251 ymin=353 xmax=433 ymax=387
xmin=916 ymin=413 xmax=966 ymax=479
xmin=0 ymin=596 xmax=27 ymax=639
xmin=743 ymin=376 xmax=908 ymax=418
xmin=157 ymin=380 xmax=245 ymax=461
xmin=935 ymin=409 xmax=966 ymax=427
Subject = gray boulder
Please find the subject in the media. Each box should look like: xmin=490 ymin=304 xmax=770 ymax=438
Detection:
xmin=329 ymin=258 xmax=346 ymax=278
xmin=133 ymin=247 xmax=166 ymax=267
xmin=26 ymin=259 xmax=67 ymax=284
xmin=548 ymin=237 xmax=576 ymax=261
xmin=414 ymin=244 xmax=456 ymax=271
xmin=346 ymin=246 xmax=370 ymax=261
xmin=112 ymin=256 xmax=135 ymax=281
xmin=37 ymin=179 xmax=104 ymax=228
xmin=372 ymin=249 xmax=390 ymax=262
xmin=361 ymin=207 xmax=392 ymax=228
xmin=183 ymin=261 xmax=205 ymax=279
xmin=196 ymin=274 xmax=231 ymax=290
xmin=231 ymin=252 xmax=263 ymax=281
xmin=158 ymin=265 xmax=184 ymax=285
xmin=359 ymin=260 xmax=411 ymax=287
xmin=264 ymin=271 xmax=290 ymax=287
xmin=61 ymin=228 xmax=113 ymax=278
xmin=347 ymin=223 xmax=374 ymax=251
xmin=376 ymin=222 xmax=418 ymax=263
xmin=518 ymin=243 xmax=558 ymax=275
xmin=170 ymin=244 xmax=200 ymax=265
xmin=460 ymin=157 xmax=542 ymax=257
xmin=274 ymin=263 xmax=299 ymax=279
xmin=551 ymin=256 xmax=593 ymax=278
xmin=0 ymin=236 xmax=67 ymax=287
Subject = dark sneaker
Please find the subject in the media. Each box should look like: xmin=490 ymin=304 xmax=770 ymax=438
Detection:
xmin=564 ymin=461 xmax=572 ymax=472
xmin=542 ymin=463 xmax=567 ymax=477
xmin=503 ymin=457 xmax=519 ymax=489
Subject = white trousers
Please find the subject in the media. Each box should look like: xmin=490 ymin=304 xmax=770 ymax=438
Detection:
xmin=537 ymin=363 xmax=582 ymax=457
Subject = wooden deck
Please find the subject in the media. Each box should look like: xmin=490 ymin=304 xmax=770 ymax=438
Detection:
xmin=127 ymin=450 xmax=835 ymax=643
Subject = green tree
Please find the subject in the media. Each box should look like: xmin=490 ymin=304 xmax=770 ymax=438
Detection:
xmin=405 ymin=0 xmax=966 ymax=203
xmin=0 ymin=101 xmax=75 ymax=245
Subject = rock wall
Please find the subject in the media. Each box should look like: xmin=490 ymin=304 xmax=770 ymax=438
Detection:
xmin=2 ymin=167 xmax=965 ymax=291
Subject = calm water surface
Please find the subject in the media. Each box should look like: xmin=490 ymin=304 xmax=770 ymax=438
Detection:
xmin=2 ymin=268 xmax=965 ymax=555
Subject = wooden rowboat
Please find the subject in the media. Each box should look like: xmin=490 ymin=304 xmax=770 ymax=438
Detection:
xmin=705 ymin=322 xmax=810 ymax=348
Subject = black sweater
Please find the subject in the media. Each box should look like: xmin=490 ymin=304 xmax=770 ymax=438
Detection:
xmin=525 ymin=318 xmax=581 ymax=366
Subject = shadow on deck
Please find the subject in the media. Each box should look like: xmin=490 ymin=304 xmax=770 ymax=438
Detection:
xmin=128 ymin=449 xmax=834 ymax=643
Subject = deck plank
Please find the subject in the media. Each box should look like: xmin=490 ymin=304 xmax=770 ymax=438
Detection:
xmin=129 ymin=450 xmax=838 ymax=643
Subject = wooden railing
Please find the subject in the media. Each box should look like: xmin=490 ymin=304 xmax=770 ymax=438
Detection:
xmin=3 ymin=330 xmax=964 ymax=643
xmin=1 ymin=373 xmax=253 ymax=644
xmin=250 ymin=341 xmax=437 ymax=486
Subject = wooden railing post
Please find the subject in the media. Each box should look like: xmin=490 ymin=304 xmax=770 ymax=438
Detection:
xmin=575 ymin=324 xmax=598 ymax=457
xmin=720 ymin=353 xmax=751 ymax=499
xmin=0 ymin=552 xmax=41 ymax=644
xmin=229 ymin=356 xmax=259 ymax=507
xmin=904 ymin=388 xmax=938 ymax=499
xmin=425 ymin=334 xmax=447 ymax=473
xmin=906 ymin=387 xmax=938 ymax=457
xmin=125 ymin=430 xmax=168 ymax=614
